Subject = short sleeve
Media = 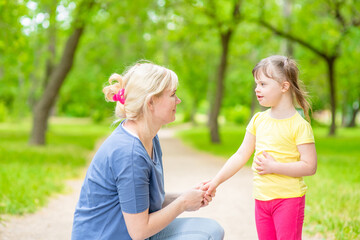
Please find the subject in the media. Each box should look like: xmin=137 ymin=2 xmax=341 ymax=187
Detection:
xmin=246 ymin=112 xmax=261 ymax=135
xmin=111 ymin=148 xmax=151 ymax=214
xmin=295 ymin=121 xmax=315 ymax=145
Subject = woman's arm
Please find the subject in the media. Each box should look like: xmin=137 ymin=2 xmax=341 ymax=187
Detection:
xmin=204 ymin=131 xmax=256 ymax=195
xmin=254 ymin=143 xmax=317 ymax=177
xmin=123 ymin=189 xmax=205 ymax=240
xmin=162 ymin=193 xmax=180 ymax=208
xmin=162 ymin=180 xmax=213 ymax=208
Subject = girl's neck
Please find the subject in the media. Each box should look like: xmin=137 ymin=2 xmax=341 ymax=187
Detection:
xmin=270 ymin=93 xmax=296 ymax=119
xmin=269 ymin=107 xmax=296 ymax=119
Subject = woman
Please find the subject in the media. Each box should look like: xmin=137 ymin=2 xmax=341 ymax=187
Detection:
xmin=71 ymin=62 xmax=224 ymax=240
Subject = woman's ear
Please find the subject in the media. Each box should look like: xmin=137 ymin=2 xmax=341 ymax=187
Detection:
xmin=282 ymin=81 xmax=290 ymax=92
xmin=147 ymin=96 xmax=155 ymax=110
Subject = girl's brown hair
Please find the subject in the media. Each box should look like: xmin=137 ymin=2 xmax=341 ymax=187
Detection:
xmin=252 ymin=55 xmax=311 ymax=121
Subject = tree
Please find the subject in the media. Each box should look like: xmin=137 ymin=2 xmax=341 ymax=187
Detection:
xmin=29 ymin=0 xmax=95 ymax=145
xmin=189 ymin=0 xmax=242 ymax=143
xmin=259 ymin=0 xmax=360 ymax=135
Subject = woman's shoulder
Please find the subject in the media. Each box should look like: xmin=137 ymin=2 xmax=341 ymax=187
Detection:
xmin=96 ymin=127 xmax=141 ymax=159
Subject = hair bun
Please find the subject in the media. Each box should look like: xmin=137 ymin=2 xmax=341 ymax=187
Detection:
xmin=103 ymin=73 xmax=124 ymax=102
xmin=109 ymin=73 xmax=123 ymax=85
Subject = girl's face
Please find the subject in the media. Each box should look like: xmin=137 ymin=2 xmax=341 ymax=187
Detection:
xmin=254 ymin=73 xmax=284 ymax=107
xmin=151 ymin=87 xmax=181 ymax=125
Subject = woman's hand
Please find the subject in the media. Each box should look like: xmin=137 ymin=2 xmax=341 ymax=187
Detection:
xmin=254 ymin=151 xmax=277 ymax=175
xmin=179 ymin=189 xmax=206 ymax=211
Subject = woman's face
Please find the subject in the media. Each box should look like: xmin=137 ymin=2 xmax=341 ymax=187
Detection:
xmin=152 ymin=87 xmax=181 ymax=125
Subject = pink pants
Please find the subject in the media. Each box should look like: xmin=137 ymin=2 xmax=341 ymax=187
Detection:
xmin=255 ymin=196 xmax=305 ymax=240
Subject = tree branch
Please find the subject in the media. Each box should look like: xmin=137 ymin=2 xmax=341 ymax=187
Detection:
xmin=232 ymin=0 xmax=242 ymax=24
xmin=259 ymin=20 xmax=329 ymax=59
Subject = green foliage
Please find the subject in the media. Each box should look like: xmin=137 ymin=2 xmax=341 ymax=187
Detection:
xmin=90 ymin=109 xmax=106 ymax=123
xmin=0 ymin=102 xmax=8 ymax=122
xmin=177 ymin=126 xmax=360 ymax=239
xmin=305 ymin=127 xmax=360 ymax=239
xmin=0 ymin=119 xmax=111 ymax=215
xmin=1 ymin=0 xmax=359 ymax=126
xmin=177 ymin=125 xmax=247 ymax=159
xmin=223 ymin=105 xmax=251 ymax=125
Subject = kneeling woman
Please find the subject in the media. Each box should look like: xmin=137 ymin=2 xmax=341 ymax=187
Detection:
xmin=71 ymin=62 xmax=224 ymax=240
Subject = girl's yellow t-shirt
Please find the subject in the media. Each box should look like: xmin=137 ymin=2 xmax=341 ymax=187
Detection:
xmin=246 ymin=109 xmax=315 ymax=201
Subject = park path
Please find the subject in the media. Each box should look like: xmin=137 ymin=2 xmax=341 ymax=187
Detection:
xmin=0 ymin=126 xmax=320 ymax=240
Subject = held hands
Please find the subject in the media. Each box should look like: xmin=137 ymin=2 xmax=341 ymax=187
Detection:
xmin=179 ymin=180 xmax=213 ymax=212
xmin=200 ymin=180 xmax=218 ymax=204
xmin=254 ymin=151 xmax=277 ymax=175
xmin=180 ymin=180 xmax=217 ymax=212
xmin=179 ymin=188 xmax=207 ymax=212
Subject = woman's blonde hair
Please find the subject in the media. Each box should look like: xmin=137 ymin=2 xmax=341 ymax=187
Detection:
xmin=252 ymin=55 xmax=311 ymax=121
xmin=103 ymin=61 xmax=178 ymax=120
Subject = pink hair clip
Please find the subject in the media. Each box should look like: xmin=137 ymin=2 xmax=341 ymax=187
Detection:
xmin=113 ymin=88 xmax=125 ymax=104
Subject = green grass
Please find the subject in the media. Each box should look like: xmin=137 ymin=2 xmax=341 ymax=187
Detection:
xmin=0 ymin=118 xmax=112 ymax=215
xmin=177 ymin=125 xmax=360 ymax=240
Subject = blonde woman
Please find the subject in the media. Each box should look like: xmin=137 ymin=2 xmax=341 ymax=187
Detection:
xmin=71 ymin=62 xmax=224 ymax=240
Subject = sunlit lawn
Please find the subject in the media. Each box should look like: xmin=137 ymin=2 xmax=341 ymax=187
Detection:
xmin=0 ymin=118 xmax=112 ymax=215
xmin=177 ymin=125 xmax=360 ymax=240
xmin=1 ymin=117 xmax=359 ymax=239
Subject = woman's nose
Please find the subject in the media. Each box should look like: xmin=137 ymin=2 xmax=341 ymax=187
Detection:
xmin=176 ymin=96 xmax=181 ymax=104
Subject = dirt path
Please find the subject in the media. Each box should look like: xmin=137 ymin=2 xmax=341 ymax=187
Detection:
xmin=0 ymin=127 xmax=320 ymax=240
xmin=159 ymin=128 xmax=257 ymax=240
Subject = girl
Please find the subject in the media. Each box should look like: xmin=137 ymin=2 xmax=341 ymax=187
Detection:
xmin=203 ymin=55 xmax=317 ymax=240
xmin=72 ymin=62 xmax=224 ymax=240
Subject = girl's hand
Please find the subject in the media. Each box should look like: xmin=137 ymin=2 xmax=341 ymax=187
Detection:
xmin=201 ymin=180 xmax=218 ymax=200
xmin=194 ymin=180 xmax=211 ymax=190
xmin=254 ymin=151 xmax=277 ymax=175
xmin=194 ymin=180 xmax=214 ymax=206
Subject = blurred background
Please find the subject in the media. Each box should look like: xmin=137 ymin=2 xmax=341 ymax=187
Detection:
xmin=0 ymin=0 xmax=359 ymax=239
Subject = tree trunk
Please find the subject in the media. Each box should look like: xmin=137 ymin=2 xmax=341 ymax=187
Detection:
xmin=209 ymin=31 xmax=232 ymax=143
xmin=29 ymin=27 xmax=85 ymax=145
xmin=29 ymin=0 xmax=95 ymax=145
xmin=341 ymin=92 xmax=348 ymax=127
xmin=44 ymin=0 xmax=57 ymax=88
xmin=283 ymin=0 xmax=294 ymax=56
xmin=327 ymin=57 xmax=337 ymax=135
xmin=348 ymin=100 xmax=359 ymax=127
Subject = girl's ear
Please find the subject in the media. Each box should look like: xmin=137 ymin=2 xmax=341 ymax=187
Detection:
xmin=282 ymin=81 xmax=290 ymax=92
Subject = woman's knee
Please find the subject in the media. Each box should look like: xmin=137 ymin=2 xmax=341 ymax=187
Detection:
xmin=208 ymin=219 xmax=224 ymax=240
xmin=150 ymin=217 xmax=224 ymax=240
xmin=193 ymin=218 xmax=224 ymax=240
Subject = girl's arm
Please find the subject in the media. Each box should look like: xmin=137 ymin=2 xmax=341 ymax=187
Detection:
xmin=255 ymin=143 xmax=317 ymax=177
xmin=204 ymin=131 xmax=256 ymax=195
xmin=123 ymin=188 xmax=205 ymax=240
